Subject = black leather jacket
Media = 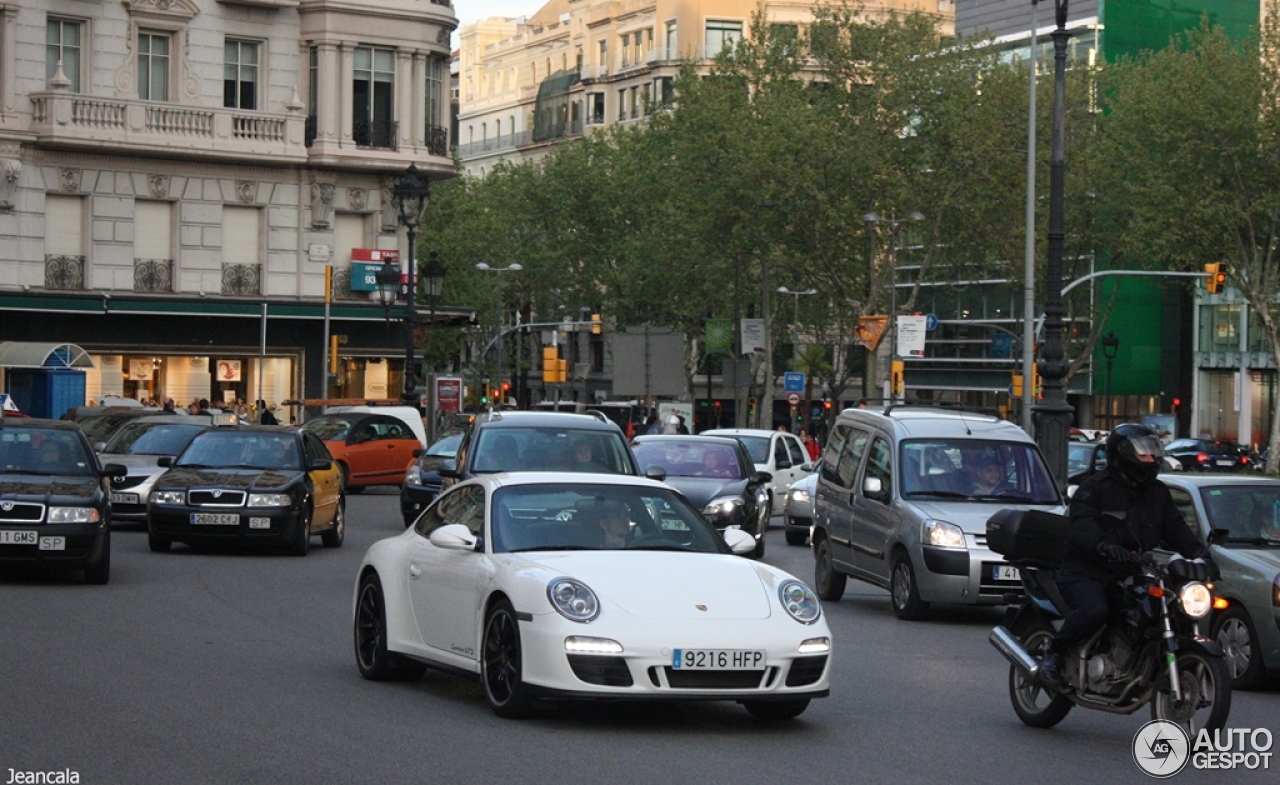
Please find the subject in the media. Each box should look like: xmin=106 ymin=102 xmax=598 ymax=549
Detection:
xmin=1062 ymin=467 xmax=1207 ymax=580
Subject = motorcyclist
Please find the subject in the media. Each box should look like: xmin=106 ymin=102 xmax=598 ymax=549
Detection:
xmin=1040 ymin=423 xmax=1212 ymax=687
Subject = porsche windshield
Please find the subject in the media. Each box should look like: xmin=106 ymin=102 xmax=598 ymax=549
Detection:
xmin=491 ymin=483 xmax=728 ymax=554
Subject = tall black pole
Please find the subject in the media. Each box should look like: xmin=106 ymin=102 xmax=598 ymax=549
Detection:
xmin=1032 ymin=0 xmax=1074 ymax=487
xmin=402 ymin=225 xmax=418 ymax=408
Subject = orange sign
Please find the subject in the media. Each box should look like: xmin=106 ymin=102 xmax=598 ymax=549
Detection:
xmin=855 ymin=316 xmax=890 ymax=351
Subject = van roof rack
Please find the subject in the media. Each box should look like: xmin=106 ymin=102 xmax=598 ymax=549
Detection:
xmin=583 ymin=409 xmax=611 ymax=424
xmin=851 ymin=398 xmax=1004 ymax=419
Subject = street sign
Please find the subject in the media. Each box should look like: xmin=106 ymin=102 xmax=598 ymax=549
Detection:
xmin=925 ymin=314 xmax=938 ymax=331
xmin=787 ymin=393 xmax=801 ymax=405
xmin=783 ymin=372 xmax=805 ymax=393
xmin=897 ymin=315 xmax=928 ymax=357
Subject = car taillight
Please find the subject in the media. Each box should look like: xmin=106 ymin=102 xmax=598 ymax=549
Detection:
xmin=1196 ymin=453 xmax=1209 ymax=463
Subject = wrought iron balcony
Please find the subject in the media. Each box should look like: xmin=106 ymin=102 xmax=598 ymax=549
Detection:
xmin=45 ymin=255 xmax=86 ymax=290
xmin=353 ymin=119 xmax=397 ymax=150
xmin=305 ymin=116 xmax=316 ymax=148
xmin=425 ymin=124 xmax=449 ymax=156
xmin=221 ymin=263 xmax=261 ymax=296
xmin=133 ymin=259 xmax=174 ymax=293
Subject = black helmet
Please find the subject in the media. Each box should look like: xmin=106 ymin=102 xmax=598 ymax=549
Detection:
xmin=1105 ymin=423 xmax=1164 ymax=484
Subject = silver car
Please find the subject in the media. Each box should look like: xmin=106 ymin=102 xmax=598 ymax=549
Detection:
xmin=96 ymin=415 xmax=213 ymax=523
xmin=812 ymin=405 xmax=1063 ymax=620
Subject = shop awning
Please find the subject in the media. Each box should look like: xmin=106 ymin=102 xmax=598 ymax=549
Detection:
xmin=0 ymin=341 xmax=96 ymax=369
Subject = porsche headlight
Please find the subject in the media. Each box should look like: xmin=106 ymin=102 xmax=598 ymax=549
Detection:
xmin=150 ymin=490 xmax=185 ymax=505
xmin=248 ymin=493 xmax=291 ymax=507
xmin=779 ymin=580 xmax=822 ymax=624
xmin=704 ymin=497 xmax=742 ymax=517
xmin=548 ymin=578 xmax=600 ymax=622
xmin=1178 ymin=582 xmax=1213 ymax=619
xmin=923 ymin=520 xmax=966 ymax=549
xmin=47 ymin=507 xmax=100 ymax=524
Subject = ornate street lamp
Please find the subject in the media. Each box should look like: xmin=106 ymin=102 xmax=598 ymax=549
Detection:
xmin=392 ymin=164 xmax=430 ymax=408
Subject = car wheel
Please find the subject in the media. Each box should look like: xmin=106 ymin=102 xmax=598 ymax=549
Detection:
xmin=321 ymin=496 xmax=345 ymax=548
xmin=784 ymin=522 xmax=807 ymax=546
xmin=354 ymin=572 xmax=426 ymax=681
xmin=288 ymin=505 xmax=312 ymax=557
xmin=814 ymin=536 xmax=846 ymax=602
xmin=890 ymin=553 xmax=929 ymax=620
xmin=1213 ymin=605 xmax=1268 ymax=690
xmin=743 ymin=698 xmax=810 ymax=721
xmin=83 ymin=531 xmax=110 ymax=585
xmin=148 ymin=527 xmax=171 ymax=553
xmin=339 ymin=463 xmax=365 ymax=494
xmin=750 ymin=529 xmax=766 ymax=560
xmin=482 ymin=598 xmax=534 ymax=719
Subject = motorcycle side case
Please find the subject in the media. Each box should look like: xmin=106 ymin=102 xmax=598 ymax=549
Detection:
xmin=986 ymin=508 xmax=1070 ymax=569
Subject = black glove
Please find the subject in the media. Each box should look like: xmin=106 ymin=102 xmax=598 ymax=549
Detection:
xmin=1097 ymin=542 xmax=1138 ymax=564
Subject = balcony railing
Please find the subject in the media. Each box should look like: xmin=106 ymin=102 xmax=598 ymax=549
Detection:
xmin=133 ymin=259 xmax=174 ymax=293
xmin=29 ymin=93 xmax=306 ymax=163
xmin=45 ymin=255 xmax=86 ymax=290
xmin=353 ymin=119 xmax=397 ymax=150
xmin=221 ymin=264 xmax=261 ymax=296
xmin=305 ymin=116 xmax=316 ymax=147
xmin=425 ymin=124 xmax=449 ymax=156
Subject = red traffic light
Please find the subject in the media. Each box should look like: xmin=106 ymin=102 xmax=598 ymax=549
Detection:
xmin=501 ymin=382 xmax=511 ymax=392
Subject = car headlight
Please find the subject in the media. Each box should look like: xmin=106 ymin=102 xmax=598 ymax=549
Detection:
xmin=704 ymin=497 xmax=742 ymax=517
xmin=548 ymin=578 xmax=600 ymax=622
xmin=1178 ymin=582 xmax=1213 ymax=619
xmin=47 ymin=507 xmax=100 ymax=524
xmin=248 ymin=493 xmax=291 ymax=507
xmin=779 ymin=580 xmax=822 ymax=624
xmin=788 ymin=488 xmax=811 ymax=505
xmin=150 ymin=490 xmax=185 ymax=505
xmin=405 ymin=464 xmax=423 ymax=485
xmin=923 ymin=520 xmax=966 ymax=549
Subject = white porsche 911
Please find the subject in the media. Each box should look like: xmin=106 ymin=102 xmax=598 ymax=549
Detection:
xmin=353 ymin=472 xmax=832 ymax=719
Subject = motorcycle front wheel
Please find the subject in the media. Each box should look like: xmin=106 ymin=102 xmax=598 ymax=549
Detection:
xmin=1009 ymin=623 xmax=1073 ymax=728
xmin=1150 ymin=650 xmax=1232 ymax=734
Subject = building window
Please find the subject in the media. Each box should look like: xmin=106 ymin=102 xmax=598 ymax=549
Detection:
xmin=618 ymin=88 xmax=627 ymax=121
xmin=353 ymin=46 xmax=395 ymax=149
xmin=425 ymin=56 xmax=446 ymax=155
xmin=641 ymin=83 xmax=651 ymax=115
xmin=138 ymin=31 xmax=171 ymax=101
xmin=705 ymin=20 xmax=742 ymax=56
xmin=306 ymin=46 xmax=318 ymax=146
xmin=621 ymin=34 xmax=630 ymax=67
xmin=665 ymin=20 xmax=677 ymax=60
xmin=224 ymin=39 xmax=258 ymax=109
xmin=587 ymin=92 xmax=604 ymax=124
xmin=654 ymin=76 xmax=674 ymax=107
xmin=598 ymin=39 xmax=607 ymax=66
xmin=46 ymin=19 xmax=82 ymax=92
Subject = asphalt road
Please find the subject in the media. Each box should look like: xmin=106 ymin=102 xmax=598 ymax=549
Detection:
xmin=1 ymin=490 xmax=1275 ymax=785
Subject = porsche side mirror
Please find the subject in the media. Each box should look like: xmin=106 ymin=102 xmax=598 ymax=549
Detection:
xmin=429 ymin=523 xmax=478 ymax=550
xmin=723 ymin=528 xmax=756 ymax=555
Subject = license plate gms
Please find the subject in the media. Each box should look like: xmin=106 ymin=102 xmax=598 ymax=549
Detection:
xmin=993 ymin=564 xmax=1021 ymax=581
xmin=0 ymin=530 xmax=38 ymax=545
xmin=672 ymin=649 xmax=765 ymax=670
xmin=191 ymin=513 xmax=240 ymax=526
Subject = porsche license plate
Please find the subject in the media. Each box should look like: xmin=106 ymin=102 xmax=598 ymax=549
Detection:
xmin=191 ymin=513 xmax=240 ymax=526
xmin=110 ymin=492 xmax=139 ymax=504
xmin=993 ymin=564 xmax=1020 ymax=581
xmin=0 ymin=530 xmax=38 ymax=545
xmin=672 ymin=649 xmax=765 ymax=670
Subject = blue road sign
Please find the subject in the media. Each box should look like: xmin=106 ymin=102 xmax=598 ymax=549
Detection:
xmin=925 ymin=314 xmax=938 ymax=331
xmin=783 ymin=372 xmax=805 ymax=393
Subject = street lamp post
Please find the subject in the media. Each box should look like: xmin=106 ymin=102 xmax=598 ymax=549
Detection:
xmin=421 ymin=251 xmax=446 ymax=443
xmin=1032 ymin=0 xmax=1075 ymax=488
xmin=863 ymin=211 xmax=924 ymax=401
xmin=1102 ymin=332 xmax=1119 ymax=432
xmin=475 ymin=262 xmax=523 ymax=405
xmin=390 ymin=164 xmax=431 ymax=410
xmin=776 ymin=286 xmax=817 ymax=364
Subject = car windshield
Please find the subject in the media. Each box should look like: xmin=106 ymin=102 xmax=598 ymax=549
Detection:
xmin=79 ymin=412 xmax=152 ymax=441
xmin=1200 ymin=485 xmax=1280 ymax=544
xmin=1067 ymin=443 xmax=1098 ymax=475
xmin=426 ymin=433 xmax=463 ymax=457
xmin=899 ymin=438 xmax=1060 ymax=504
xmin=728 ymin=435 xmax=771 ymax=464
xmin=490 ymin=483 xmax=727 ymax=554
xmin=176 ymin=431 xmax=301 ymax=470
xmin=471 ymin=427 xmax=633 ymax=474
xmin=632 ymin=441 xmax=743 ymax=479
xmin=103 ymin=422 xmax=208 ymax=456
xmin=0 ymin=428 xmax=95 ymax=477
xmin=300 ymin=417 xmax=353 ymax=441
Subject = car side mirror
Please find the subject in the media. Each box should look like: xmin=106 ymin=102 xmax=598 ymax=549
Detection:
xmin=429 ymin=523 xmax=478 ymax=550
xmin=1207 ymin=527 xmax=1230 ymax=546
xmin=101 ymin=463 xmax=127 ymax=485
xmin=93 ymin=441 xmax=107 ymax=453
xmin=722 ymin=527 xmax=756 ymax=555
xmin=308 ymin=458 xmax=332 ymax=471
xmin=412 ymin=448 xmax=423 ymax=458
xmin=644 ymin=464 xmax=667 ymax=482
xmin=753 ymin=471 xmax=773 ymax=484
xmin=437 ymin=459 xmax=460 ymax=479
xmin=863 ymin=475 xmax=887 ymax=501
xmin=801 ymin=463 xmax=814 ymax=472
xmin=157 ymin=456 xmax=173 ymax=468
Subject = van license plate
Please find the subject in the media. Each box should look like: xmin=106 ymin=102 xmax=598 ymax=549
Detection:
xmin=993 ymin=565 xmax=1020 ymax=581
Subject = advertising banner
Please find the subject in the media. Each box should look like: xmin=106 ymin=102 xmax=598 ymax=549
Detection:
xmin=435 ymin=376 xmax=463 ymax=415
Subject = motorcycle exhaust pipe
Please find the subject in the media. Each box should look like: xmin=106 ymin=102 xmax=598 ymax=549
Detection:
xmin=989 ymin=625 xmax=1040 ymax=677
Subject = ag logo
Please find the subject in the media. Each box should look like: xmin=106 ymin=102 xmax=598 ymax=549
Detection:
xmin=1133 ymin=720 xmax=1190 ymax=778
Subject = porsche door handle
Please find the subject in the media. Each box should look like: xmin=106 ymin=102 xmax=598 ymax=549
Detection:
xmin=409 ymin=564 xmax=421 ymax=579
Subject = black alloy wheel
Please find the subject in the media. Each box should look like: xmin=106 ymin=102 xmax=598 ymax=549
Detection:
xmin=482 ymin=599 xmax=533 ymax=718
xmin=354 ymin=572 xmax=425 ymax=681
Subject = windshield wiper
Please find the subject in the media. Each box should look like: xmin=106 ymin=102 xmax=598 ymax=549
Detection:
xmin=511 ymin=545 xmax=597 ymax=552
xmin=1224 ymin=537 xmax=1280 ymax=546
xmin=971 ymin=493 xmax=1034 ymax=501
xmin=630 ymin=544 xmax=689 ymax=552
xmin=905 ymin=490 xmax=970 ymax=499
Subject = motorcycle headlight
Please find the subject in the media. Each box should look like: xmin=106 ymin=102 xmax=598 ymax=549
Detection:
xmin=248 ymin=493 xmax=291 ymax=507
xmin=923 ymin=520 xmax=966 ymax=549
xmin=151 ymin=490 xmax=185 ymax=505
xmin=47 ymin=507 xmax=100 ymax=524
xmin=548 ymin=578 xmax=600 ymax=622
xmin=1178 ymin=582 xmax=1213 ymax=619
xmin=779 ymin=580 xmax=822 ymax=624
xmin=704 ymin=497 xmax=742 ymax=517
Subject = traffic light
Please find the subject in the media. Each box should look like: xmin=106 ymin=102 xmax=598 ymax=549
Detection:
xmin=1205 ymin=262 xmax=1226 ymax=294
xmin=1032 ymin=365 xmax=1042 ymax=398
xmin=542 ymin=347 xmax=559 ymax=383
xmin=1172 ymin=397 xmax=1181 ymax=414
xmin=1012 ymin=373 xmax=1024 ymax=398
xmin=329 ymin=334 xmax=339 ymax=374
xmin=890 ymin=360 xmax=904 ymax=397
xmin=501 ymin=381 xmax=511 ymax=393
xmin=823 ymin=399 xmax=833 ymax=411
xmin=590 ymin=313 xmax=602 ymax=335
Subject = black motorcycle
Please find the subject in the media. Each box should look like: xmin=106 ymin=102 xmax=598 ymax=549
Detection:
xmin=985 ymin=509 xmax=1231 ymax=733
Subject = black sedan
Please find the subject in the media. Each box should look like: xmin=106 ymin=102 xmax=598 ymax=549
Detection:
xmin=0 ymin=418 xmax=124 ymax=584
xmin=399 ymin=431 xmax=463 ymax=527
xmin=631 ymin=434 xmax=771 ymax=559
xmin=1165 ymin=438 xmax=1250 ymax=472
xmin=147 ymin=425 xmax=344 ymax=555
